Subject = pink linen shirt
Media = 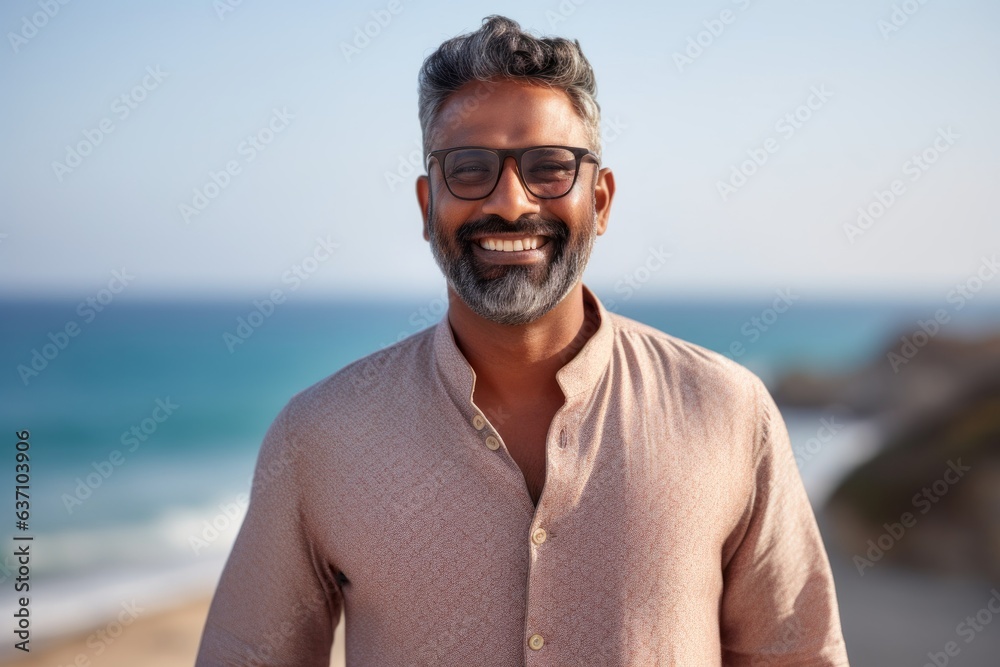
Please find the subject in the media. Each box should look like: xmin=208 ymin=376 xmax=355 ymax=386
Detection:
xmin=196 ymin=284 xmax=849 ymax=666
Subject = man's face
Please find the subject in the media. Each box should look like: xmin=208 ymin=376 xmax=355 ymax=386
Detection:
xmin=417 ymin=79 xmax=613 ymax=326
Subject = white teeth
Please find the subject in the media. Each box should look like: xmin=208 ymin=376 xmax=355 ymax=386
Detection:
xmin=477 ymin=236 xmax=545 ymax=252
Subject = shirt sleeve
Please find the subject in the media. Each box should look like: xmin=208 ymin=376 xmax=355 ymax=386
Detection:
xmin=719 ymin=377 xmax=850 ymax=666
xmin=195 ymin=405 xmax=343 ymax=667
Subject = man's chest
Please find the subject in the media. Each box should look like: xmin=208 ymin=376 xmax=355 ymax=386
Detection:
xmin=475 ymin=388 xmax=565 ymax=506
xmin=312 ymin=404 xmax=752 ymax=590
xmin=495 ymin=417 xmax=550 ymax=505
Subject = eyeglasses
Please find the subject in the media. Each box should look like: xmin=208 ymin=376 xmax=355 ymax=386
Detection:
xmin=426 ymin=145 xmax=599 ymax=201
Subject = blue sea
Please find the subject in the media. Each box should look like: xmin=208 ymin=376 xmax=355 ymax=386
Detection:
xmin=2 ymin=294 xmax=999 ymax=641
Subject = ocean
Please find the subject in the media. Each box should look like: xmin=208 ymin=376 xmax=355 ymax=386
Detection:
xmin=2 ymin=294 xmax=999 ymax=644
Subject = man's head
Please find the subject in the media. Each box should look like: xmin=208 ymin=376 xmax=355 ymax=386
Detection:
xmin=415 ymin=16 xmax=615 ymax=326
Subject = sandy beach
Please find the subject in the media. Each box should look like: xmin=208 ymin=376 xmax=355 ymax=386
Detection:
xmin=3 ymin=596 xmax=346 ymax=667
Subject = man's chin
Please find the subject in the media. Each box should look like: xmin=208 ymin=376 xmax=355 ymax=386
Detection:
xmin=451 ymin=274 xmax=572 ymax=326
xmin=468 ymin=258 xmax=547 ymax=284
xmin=463 ymin=301 xmax=551 ymax=327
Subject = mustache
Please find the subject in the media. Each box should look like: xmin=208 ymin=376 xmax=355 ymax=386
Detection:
xmin=454 ymin=215 xmax=569 ymax=245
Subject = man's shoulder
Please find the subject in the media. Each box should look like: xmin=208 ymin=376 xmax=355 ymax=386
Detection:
xmin=606 ymin=310 xmax=767 ymax=401
xmin=281 ymin=323 xmax=438 ymax=424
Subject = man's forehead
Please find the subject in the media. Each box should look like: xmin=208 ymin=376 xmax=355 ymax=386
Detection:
xmin=432 ymin=79 xmax=589 ymax=149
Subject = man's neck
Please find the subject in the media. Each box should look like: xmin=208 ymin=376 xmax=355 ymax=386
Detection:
xmin=446 ymin=282 xmax=597 ymax=401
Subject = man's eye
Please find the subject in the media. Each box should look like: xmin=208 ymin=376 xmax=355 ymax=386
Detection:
xmin=532 ymin=163 xmax=570 ymax=171
xmin=448 ymin=162 xmax=494 ymax=182
xmin=451 ymin=163 xmax=490 ymax=174
xmin=528 ymin=163 xmax=574 ymax=179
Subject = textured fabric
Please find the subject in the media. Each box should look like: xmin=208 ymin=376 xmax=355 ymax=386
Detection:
xmin=196 ymin=284 xmax=849 ymax=666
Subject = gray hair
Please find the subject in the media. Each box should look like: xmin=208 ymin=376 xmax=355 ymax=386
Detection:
xmin=417 ymin=15 xmax=602 ymax=166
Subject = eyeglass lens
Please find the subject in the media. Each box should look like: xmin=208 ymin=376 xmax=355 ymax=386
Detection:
xmin=442 ymin=147 xmax=579 ymax=199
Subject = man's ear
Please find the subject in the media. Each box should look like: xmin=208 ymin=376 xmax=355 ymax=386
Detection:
xmin=416 ymin=175 xmax=431 ymax=241
xmin=594 ymin=167 xmax=615 ymax=236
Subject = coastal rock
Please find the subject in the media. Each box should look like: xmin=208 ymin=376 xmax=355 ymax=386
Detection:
xmin=826 ymin=370 xmax=1000 ymax=582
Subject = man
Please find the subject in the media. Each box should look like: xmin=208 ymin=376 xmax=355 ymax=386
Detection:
xmin=196 ymin=15 xmax=849 ymax=666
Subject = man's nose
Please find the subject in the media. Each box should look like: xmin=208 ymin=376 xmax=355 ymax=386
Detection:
xmin=480 ymin=156 xmax=540 ymax=221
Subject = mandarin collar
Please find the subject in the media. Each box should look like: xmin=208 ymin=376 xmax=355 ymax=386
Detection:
xmin=432 ymin=284 xmax=614 ymax=411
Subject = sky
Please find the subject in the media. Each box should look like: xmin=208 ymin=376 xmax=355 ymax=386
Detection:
xmin=1 ymin=0 xmax=999 ymax=301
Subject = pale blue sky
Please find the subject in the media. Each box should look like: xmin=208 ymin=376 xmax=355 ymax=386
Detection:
xmin=2 ymin=0 xmax=998 ymax=300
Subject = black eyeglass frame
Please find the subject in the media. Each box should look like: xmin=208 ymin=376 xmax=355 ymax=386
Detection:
xmin=425 ymin=145 xmax=600 ymax=201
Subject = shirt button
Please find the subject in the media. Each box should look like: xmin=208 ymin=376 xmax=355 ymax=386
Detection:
xmin=531 ymin=527 xmax=547 ymax=545
xmin=485 ymin=435 xmax=500 ymax=450
xmin=472 ymin=414 xmax=486 ymax=430
xmin=528 ymin=633 xmax=544 ymax=650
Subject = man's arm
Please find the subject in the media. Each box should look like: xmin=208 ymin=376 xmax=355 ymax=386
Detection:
xmin=195 ymin=405 xmax=342 ymax=667
xmin=719 ymin=377 xmax=849 ymax=666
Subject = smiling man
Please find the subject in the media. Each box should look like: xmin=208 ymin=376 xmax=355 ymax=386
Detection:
xmin=196 ymin=15 xmax=849 ymax=666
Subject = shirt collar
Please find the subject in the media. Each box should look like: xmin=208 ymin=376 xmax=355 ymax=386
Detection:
xmin=432 ymin=284 xmax=614 ymax=411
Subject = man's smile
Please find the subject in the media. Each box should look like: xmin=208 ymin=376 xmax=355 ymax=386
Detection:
xmin=475 ymin=234 xmax=548 ymax=252
xmin=469 ymin=233 xmax=553 ymax=265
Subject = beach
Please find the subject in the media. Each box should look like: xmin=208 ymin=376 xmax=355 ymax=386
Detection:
xmin=4 ymin=597 xmax=347 ymax=667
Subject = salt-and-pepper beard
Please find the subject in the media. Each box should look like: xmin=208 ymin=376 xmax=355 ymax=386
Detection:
xmin=427 ymin=190 xmax=598 ymax=326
